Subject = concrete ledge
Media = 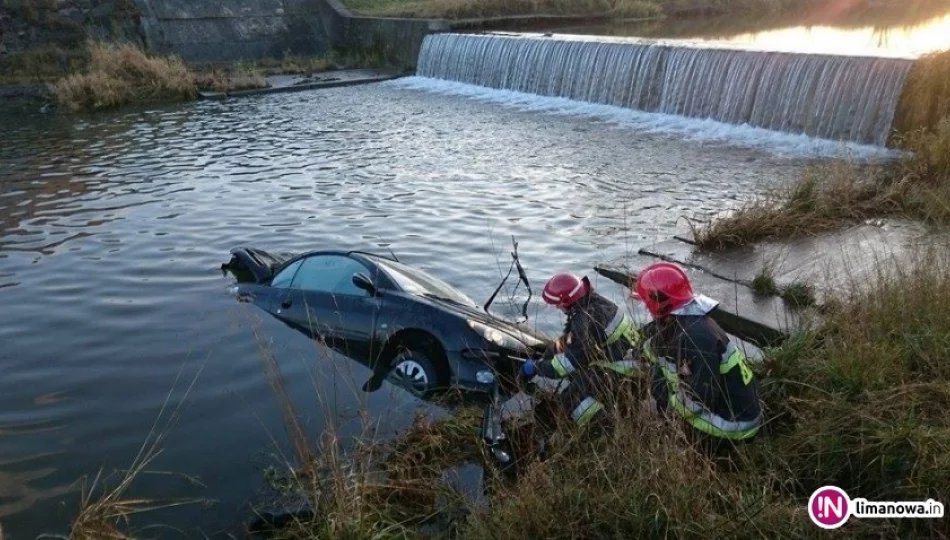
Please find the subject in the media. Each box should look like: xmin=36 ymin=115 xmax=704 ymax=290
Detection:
xmin=593 ymin=263 xmax=808 ymax=350
xmin=0 ymin=84 xmax=51 ymax=98
xmin=595 ymin=220 xmax=950 ymax=349
xmin=0 ymin=84 xmax=53 ymax=113
xmin=198 ymin=70 xmax=404 ymax=100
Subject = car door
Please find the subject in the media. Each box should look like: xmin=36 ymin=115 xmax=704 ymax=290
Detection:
xmin=281 ymin=254 xmax=381 ymax=362
xmin=267 ymin=257 xmax=330 ymax=338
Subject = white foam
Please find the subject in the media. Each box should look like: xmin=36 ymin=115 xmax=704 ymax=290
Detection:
xmin=384 ymin=76 xmax=904 ymax=161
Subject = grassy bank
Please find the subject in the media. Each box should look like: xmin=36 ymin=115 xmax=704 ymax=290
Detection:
xmin=1 ymin=41 xmax=351 ymax=112
xmin=341 ymin=0 xmax=836 ymax=20
xmin=0 ymin=44 xmax=89 ymax=85
xmin=51 ymin=42 xmax=199 ymax=112
xmin=693 ymin=48 xmax=950 ymax=251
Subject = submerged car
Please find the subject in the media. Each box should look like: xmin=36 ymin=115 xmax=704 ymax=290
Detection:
xmin=222 ymin=247 xmax=552 ymax=396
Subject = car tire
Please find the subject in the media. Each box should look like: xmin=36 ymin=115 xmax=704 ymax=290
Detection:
xmin=389 ymin=348 xmax=442 ymax=396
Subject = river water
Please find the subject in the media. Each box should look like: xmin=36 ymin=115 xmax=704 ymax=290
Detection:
xmin=552 ymin=3 xmax=950 ymax=58
xmin=0 ymin=59 xmax=893 ymax=537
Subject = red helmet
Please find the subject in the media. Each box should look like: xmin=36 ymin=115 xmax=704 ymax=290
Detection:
xmin=633 ymin=262 xmax=695 ymax=319
xmin=542 ymin=273 xmax=590 ymax=309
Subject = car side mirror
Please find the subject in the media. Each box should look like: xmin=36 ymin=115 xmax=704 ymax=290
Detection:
xmin=352 ymin=273 xmax=377 ymax=295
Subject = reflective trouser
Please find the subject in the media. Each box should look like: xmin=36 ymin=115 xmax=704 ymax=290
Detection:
xmin=557 ymin=373 xmax=609 ymax=429
xmin=641 ymin=339 xmax=761 ymax=442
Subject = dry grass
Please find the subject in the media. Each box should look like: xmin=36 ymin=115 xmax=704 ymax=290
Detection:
xmin=893 ymin=49 xmax=950 ymax=138
xmin=193 ymin=67 xmax=269 ymax=93
xmin=247 ymin=319 xmax=424 ymax=539
xmin=271 ymin=55 xmax=335 ymax=75
xmin=47 ymin=43 xmax=339 ymax=111
xmin=6 ymin=42 xmax=338 ymax=103
xmin=51 ymin=42 xmax=197 ymax=112
xmin=760 ymin=251 xmax=950 ymax=521
xmin=190 ymin=53 xmax=335 ymax=92
xmin=692 ymin=159 xmax=896 ymax=250
xmin=69 ymin=366 xmax=205 ymax=540
xmin=694 ymin=111 xmax=950 ymax=251
xmin=0 ymin=45 xmax=89 ymax=84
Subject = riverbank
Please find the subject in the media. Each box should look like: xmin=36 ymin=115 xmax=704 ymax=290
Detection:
xmin=0 ymin=41 xmax=394 ymax=113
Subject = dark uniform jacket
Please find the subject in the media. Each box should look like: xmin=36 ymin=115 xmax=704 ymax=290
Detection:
xmin=535 ymin=290 xmax=630 ymax=380
xmin=648 ymin=313 xmax=762 ymax=430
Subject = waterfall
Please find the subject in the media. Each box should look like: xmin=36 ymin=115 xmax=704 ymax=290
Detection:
xmin=416 ymin=33 xmax=915 ymax=146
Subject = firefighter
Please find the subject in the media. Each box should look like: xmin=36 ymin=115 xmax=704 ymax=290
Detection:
xmin=521 ymin=273 xmax=643 ymax=430
xmin=631 ymin=262 xmax=763 ymax=454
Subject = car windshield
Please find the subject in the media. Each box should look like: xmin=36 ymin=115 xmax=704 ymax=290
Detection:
xmin=372 ymin=258 xmax=477 ymax=307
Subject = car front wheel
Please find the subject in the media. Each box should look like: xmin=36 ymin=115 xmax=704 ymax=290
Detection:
xmin=390 ymin=348 xmax=441 ymax=396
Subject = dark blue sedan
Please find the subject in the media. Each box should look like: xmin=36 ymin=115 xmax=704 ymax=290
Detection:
xmin=222 ymin=247 xmax=552 ymax=396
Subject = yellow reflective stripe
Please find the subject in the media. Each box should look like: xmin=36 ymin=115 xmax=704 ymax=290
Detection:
xmin=571 ymin=396 xmax=605 ymax=427
xmin=605 ymin=312 xmax=643 ymax=347
xmin=604 ymin=309 xmax=626 ymax=338
xmin=719 ymin=342 xmax=754 ymax=386
xmin=656 ymin=356 xmax=679 ymax=387
xmin=670 ymin=392 xmax=760 ymax=440
xmin=551 ymin=353 xmax=575 ymax=377
xmin=607 ymin=360 xmax=640 ymax=375
xmin=595 ymin=359 xmax=641 ymax=376
xmin=641 ymin=341 xmax=658 ymax=363
xmin=642 ymin=340 xmax=679 ymax=388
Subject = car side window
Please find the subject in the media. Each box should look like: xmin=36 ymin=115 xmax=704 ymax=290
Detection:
xmin=290 ymin=255 xmax=370 ymax=296
xmin=271 ymin=259 xmax=303 ymax=288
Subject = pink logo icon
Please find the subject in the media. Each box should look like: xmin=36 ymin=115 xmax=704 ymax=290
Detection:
xmin=809 ymin=485 xmax=851 ymax=529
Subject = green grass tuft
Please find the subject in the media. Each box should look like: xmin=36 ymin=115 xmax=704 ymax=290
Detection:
xmin=780 ymin=282 xmax=816 ymax=309
xmin=752 ymin=266 xmax=780 ymax=296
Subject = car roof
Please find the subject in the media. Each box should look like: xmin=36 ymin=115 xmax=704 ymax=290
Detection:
xmin=289 ymin=249 xmax=397 ymax=263
xmin=281 ymin=249 xmax=402 ymax=289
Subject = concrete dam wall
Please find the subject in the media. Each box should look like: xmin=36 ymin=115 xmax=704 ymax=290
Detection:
xmin=133 ymin=0 xmax=450 ymax=65
xmin=133 ymin=0 xmax=333 ymax=62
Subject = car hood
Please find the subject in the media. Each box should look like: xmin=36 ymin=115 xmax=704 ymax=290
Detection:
xmin=427 ymin=295 xmax=552 ymax=347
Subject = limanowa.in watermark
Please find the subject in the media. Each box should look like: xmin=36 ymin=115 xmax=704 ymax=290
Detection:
xmin=809 ymin=486 xmax=945 ymax=529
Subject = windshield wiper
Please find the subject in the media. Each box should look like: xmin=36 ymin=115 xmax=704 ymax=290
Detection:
xmin=484 ymin=236 xmax=532 ymax=322
xmin=422 ymin=292 xmax=466 ymax=305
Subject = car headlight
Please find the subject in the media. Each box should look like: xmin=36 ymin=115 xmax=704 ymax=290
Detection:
xmin=467 ymin=320 xmax=527 ymax=351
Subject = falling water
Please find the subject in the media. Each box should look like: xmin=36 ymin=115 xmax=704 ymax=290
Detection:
xmin=416 ymin=33 xmax=915 ymax=146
